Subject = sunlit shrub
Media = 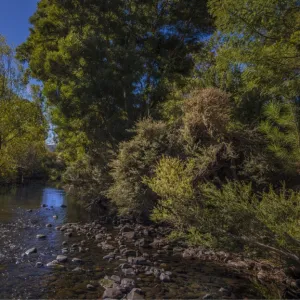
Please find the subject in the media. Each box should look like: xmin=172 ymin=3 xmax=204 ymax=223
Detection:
xmin=107 ymin=119 xmax=178 ymax=217
xmin=183 ymin=87 xmax=231 ymax=143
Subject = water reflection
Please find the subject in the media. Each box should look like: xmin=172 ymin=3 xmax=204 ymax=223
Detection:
xmin=0 ymin=183 xmax=89 ymax=223
xmin=42 ymin=187 xmax=65 ymax=207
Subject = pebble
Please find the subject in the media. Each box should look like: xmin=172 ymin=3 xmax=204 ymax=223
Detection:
xmin=86 ymin=284 xmax=95 ymax=290
xmin=25 ymin=248 xmax=37 ymax=255
xmin=122 ymin=268 xmax=135 ymax=276
xmin=102 ymin=287 xmax=123 ymax=299
xmin=46 ymin=260 xmax=65 ymax=269
xmin=36 ymin=234 xmax=46 ymax=239
xmin=35 ymin=262 xmax=43 ymax=268
xmin=56 ymin=255 xmax=68 ymax=263
xmin=159 ymin=273 xmax=171 ymax=282
xmin=127 ymin=288 xmax=145 ymax=300
xmin=72 ymin=257 xmax=83 ymax=264
xmin=111 ymin=275 xmax=121 ymax=284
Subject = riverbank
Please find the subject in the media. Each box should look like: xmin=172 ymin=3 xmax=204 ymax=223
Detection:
xmin=0 ymin=183 xmax=260 ymax=299
xmin=0 ymin=183 xmax=298 ymax=299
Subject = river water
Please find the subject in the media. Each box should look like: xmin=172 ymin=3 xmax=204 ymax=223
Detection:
xmin=0 ymin=183 xmax=263 ymax=299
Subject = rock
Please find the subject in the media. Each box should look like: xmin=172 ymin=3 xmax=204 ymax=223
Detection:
xmin=128 ymin=257 xmax=149 ymax=265
xmin=152 ymin=267 xmax=161 ymax=277
xmin=87 ymin=284 xmax=95 ymax=290
xmin=120 ymin=225 xmax=134 ymax=233
xmin=111 ymin=275 xmax=121 ymax=284
xmin=227 ymin=260 xmax=248 ymax=269
xmin=100 ymin=278 xmax=114 ymax=289
xmin=46 ymin=260 xmax=65 ymax=269
xmin=46 ymin=223 xmax=52 ymax=228
xmin=36 ymin=234 xmax=46 ymax=239
xmin=120 ymin=278 xmax=135 ymax=291
xmin=122 ymin=231 xmax=136 ymax=240
xmin=41 ymin=204 xmax=47 ymax=208
xmin=127 ymin=288 xmax=145 ymax=300
xmin=55 ymin=226 xmax=61 ymax=231
xmin=123 ymin=249 xmax=137 ymax=257
xmin=62 ymin=248 xmax=68 ymax=254
xmin=149 ymin=238 xmax=164 ymax=249
xmin=203 ymin=294 xmax=213 ymax=299
xmin=25 ymin=248 xmax=37 ymax=255
xmin=103 ymin=252 xmax=115 ymax=260
xmin=218 ymin=287 xmax=232 ymax=297
xmin=65 ymin=232 xmax=73 ymax=237
xmin=61 ymin=204 xmax=67 ymax=208
xmin=173 ymin=247 xmax=184 ymax=253
xmin=35 ymin=262 xmax=43 ymax=268
xmin=27 ymin=209 xmax=33 ymax=213
xmin=56 ymin=255 xmax=68 ymax=263
xmin=95 ymin=233 xmax=103 ymax=240
xmin=120 ymin=263 xmax=132 ymax=269
xmin=62 ymin=241 xmax=68 ymax=246
xmin=102 ymin=287 xmax=123 ymax=299
xmin=53 ymin=215 xmax=58 ymax=219
xmin=72 ymin=267 xmax=84 ymax=272
xmin=159 ymin=273 xmax=170 ymax=282
xmin=100 ymin=242 xmax=115 ymax=251
xmin=72 ymin=257 xmax=83 ymax=264
xmin=122 ymin=268 xmax=135 ymax=276
xmin=135 ymin=238 xmax=150 ymax=248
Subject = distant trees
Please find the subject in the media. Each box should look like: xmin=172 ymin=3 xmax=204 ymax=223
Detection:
xmin=0 ymin=36 xmax=47 ymax=183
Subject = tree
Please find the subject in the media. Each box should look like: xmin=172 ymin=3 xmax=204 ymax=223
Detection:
xmin=16 ymin=0 xmax=213 ymax=151
xmin=0 ymin=36 xmax=47 ymax=183
xmin=207 ymin=0 xmax=300 ymax=99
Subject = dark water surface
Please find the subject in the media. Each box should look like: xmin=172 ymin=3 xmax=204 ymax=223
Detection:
xmin=0 ymin=183 xmax=262 ymax=299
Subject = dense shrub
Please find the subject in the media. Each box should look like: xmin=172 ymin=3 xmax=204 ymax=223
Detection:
xmin=146 ymin=157 xmax=300 ymax=262
xmin=183 ymin=88 xmax=231 ymax=143
xmin=260 ymin=101 xmax=300 ymax=175
xmin=63 ymin=154 xmax=111 ymax=208
xmin=107 ymin=119 xmax=179 ymax=218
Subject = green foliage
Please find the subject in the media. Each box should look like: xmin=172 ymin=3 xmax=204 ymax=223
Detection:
xmin=207 ymin=0 xmax=300 ymax=99
xmin=108 ymin=119 xmax=178 ymax=217
xmin=0 ymin=36 xmax=48 ymax=183
xmin=145 ymin=156 xmax=195 ymax=227
xmin=17 ymin=0 xmax=213 ymax=151
xmin=0 ymin=99 xmax=47 ymax=183
xmin=260 ymin=101 xmax=300 ymax=175
xmin=147 ymin=157 xmax=300 ymax=259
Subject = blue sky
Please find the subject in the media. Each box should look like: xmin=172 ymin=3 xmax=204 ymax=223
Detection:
xmin=0 ymin=0 xmax=38 ymax=47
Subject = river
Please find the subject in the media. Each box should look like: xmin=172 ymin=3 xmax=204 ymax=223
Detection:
xmin=0 ymin=183 xmax=263 ymax=299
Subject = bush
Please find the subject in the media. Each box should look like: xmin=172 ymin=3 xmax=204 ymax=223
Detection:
xmin=260 ymin=100 xmax=300 ymax=175
xmin=146 ymin=157 xmax=300 ymax=262
xmin=183 ymin=88 xmax=231 ymax=143
xmin=62 ymin=154 xmax=111 ymax=208
xmin=107 ymin=119 xmax=178 ymax=216
xmin=107 ymin=119 xmax=178 ymax=218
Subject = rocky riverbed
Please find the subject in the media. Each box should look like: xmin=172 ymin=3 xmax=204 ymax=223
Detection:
xmin=0 ymin=184 xmax=287 ymax=299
